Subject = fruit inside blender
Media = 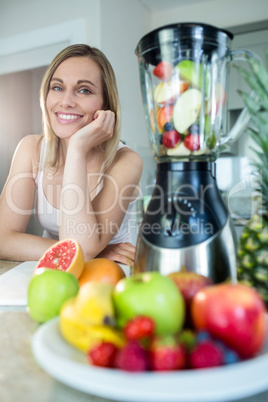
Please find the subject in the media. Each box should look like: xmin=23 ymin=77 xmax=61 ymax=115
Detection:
xmin=145 ymin=59 xmax=226 ymax=160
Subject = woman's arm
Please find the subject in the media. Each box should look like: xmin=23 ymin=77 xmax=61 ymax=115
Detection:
xmin=59 ymin=111 xmax=143 ymax=260
xmin=0 ymin=135 xmax=56 ymax=261
xmin=96 ymin=242 xmax=136 ymax=266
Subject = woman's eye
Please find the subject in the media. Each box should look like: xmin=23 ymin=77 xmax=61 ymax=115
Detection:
xmin=79 ymin=88 xmax=91 ymax=94
xmin=51 ymin=86 xmax=63 ymax=91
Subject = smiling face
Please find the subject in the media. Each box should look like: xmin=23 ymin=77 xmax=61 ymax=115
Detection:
xmin=46 ymin=56 xmax=104 ymax=139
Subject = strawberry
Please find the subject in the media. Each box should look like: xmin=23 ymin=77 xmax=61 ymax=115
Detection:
xmin=189 ymin=339 xmax=224 ymax=369
xmin=153 ymin=61 xmax=173 ymax=81
xmin=150 ymin=335 xmax=186 ymax=371
xmin=115 ymin=340 xmax=149 ymax=372
xmin=88 ymin=341 xmax=118 ymax=368
xmin=162 ymin=130 xmax=181 ymax=148
xmin=184 ymin=134 xmax=200 ymax=151
xmin=124 ymin=315 xmax=155 ymax=341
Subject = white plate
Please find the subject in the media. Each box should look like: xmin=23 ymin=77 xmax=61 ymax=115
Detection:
xmin=32 ymin=317 xmax=268 ymax=402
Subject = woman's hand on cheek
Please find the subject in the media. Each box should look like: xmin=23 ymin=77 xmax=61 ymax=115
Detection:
xmin=70 ymin=110 xmax=115 ymax=153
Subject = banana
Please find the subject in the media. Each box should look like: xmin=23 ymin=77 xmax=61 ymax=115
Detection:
xmin=59 ymin=281 xmax=125 ymax=351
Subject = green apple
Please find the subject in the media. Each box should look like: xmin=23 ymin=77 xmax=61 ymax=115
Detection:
xmin=176 ymin=60 xmax=203 ymax=88
xmin=112 ymin=272 xmax=185 ymax=335
xmin=173 ymin=88 xmax=202 ymax=133
xmin=27 ymin=269 xmax=79 ymax=323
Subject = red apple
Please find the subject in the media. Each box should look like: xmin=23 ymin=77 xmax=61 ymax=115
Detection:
xmin=168 ymin=270 xmax=213 ymax=327
xmin=191 ymin=283 xmax=267 ymax=359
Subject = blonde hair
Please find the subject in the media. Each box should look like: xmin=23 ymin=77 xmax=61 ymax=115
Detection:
xmin=40 ymin=44 xmax=121 ymax=173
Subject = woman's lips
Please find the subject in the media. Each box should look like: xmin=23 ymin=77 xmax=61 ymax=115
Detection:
xmin=55 ymin=112 xmax=83 ymax=124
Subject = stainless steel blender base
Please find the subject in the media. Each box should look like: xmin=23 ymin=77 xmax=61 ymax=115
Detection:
xmin=134 ymin=216 xmax=237 ymax=283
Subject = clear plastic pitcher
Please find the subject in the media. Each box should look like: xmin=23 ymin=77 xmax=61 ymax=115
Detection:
xmin=135 ymin=22 xmax=254 ymax=162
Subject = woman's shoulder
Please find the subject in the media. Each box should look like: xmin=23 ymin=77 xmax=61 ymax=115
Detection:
xmin=14 ymin=135 xmax=44 ymax=176
xmin=17 ymin=134 xmax=43 ymax=151
xmin=117 ymin=142 xmax=143 ymax=162
xmin=109 ymin=142 xmax=143 ymax=181
xmin=116 ymin=144 xmax=143 ymax=171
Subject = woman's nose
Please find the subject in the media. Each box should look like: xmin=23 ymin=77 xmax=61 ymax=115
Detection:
xmin=60 ymin=90 xmax=76 ymax=108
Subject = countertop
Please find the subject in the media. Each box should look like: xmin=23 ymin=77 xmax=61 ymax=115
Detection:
xmin=1 ymin=260 xmax=268 ymax=402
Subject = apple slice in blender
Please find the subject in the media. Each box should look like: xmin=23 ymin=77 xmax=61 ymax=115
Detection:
xmin=167 ymin=142 xmax=191 ymax=156
xmin=154 ymin=81 xmax=188 ymax=105
xmin=175 ymin=60 xmax=203 ymax=88
xmin=205 ymin=82 xmax=226 ymax=115
xmin=216 ymin=82 xmax=226 ymax=111
xmin=173 ymin=88 xmax=202 ymax=134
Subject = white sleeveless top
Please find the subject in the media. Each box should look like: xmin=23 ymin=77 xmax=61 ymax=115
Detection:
xmin=34 ymin=140 xmax=139 ymax=244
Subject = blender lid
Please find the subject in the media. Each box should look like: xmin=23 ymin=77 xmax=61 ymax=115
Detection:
xmin=135 ymin=22 xmax=233 ymax=64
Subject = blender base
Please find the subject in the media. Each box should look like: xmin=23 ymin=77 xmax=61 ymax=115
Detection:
xmin=134 ymin=215 xmax=237 ymax=283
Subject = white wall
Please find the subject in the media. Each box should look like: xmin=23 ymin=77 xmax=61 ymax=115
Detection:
xmin=151 ymin=0 xmax=268 ymax=29
xmin=0 ymin=0 xmax=101 ymax=43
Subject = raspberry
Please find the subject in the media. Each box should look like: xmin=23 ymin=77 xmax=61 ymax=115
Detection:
xmin=150 ymin=335 xmax=186 ymax=371
xmin=184 ymin=133 xmax=200 ymax=151
xmin=115 ymin=341 xmax=149 ymax=372
xmin=88 ymin=342 xmax=118 ymax=368
xmin=162 ymin=130 xmax=181 ymax=148
xmin=189 ymin=340 xmax=224 ymax=369
xmin=124 ymin=316 xmax=155 ymax=341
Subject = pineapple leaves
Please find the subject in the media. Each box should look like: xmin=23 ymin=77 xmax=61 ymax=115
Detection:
xmin=237 ymin=90 xmax=260 ymax=114
xmin=234 ymin=62 xmax=268 ymax=110
xmin=251 ymin=112 xmax=268 ymax=134
xmin=248 ymin=56 xmax=268 ymax=94
xmin=235 ymin=54 xmax=268 ymax=211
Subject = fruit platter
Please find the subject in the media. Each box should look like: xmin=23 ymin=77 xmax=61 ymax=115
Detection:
xmin=28 ymin=239 xmax=268 ymax=402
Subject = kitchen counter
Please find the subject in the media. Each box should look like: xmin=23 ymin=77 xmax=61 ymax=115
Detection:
xmin=1 ymin=260 xmax=268 ymax=402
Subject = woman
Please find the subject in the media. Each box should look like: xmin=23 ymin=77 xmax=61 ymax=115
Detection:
xmin=0 ymin=44 xmax=143 ymax=265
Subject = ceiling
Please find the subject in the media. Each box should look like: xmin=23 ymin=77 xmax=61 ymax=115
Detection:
xmin=139 ymin=0 xmax=213 ymax=12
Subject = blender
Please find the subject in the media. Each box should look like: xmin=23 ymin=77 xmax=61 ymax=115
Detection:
xmin=134 ymin=22 xmax=255 ymax=283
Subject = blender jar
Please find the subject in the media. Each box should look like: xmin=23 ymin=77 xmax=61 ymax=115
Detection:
xmin=135 ymin=23 xmax=249 ymax=162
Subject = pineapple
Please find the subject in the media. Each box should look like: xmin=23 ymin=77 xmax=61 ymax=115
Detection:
xmin=235 ymin=54 xmax=268 ymax=306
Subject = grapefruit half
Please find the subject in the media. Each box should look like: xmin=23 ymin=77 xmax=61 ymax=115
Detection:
xmin=36 ymin=238 xmax=85 ymax=279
